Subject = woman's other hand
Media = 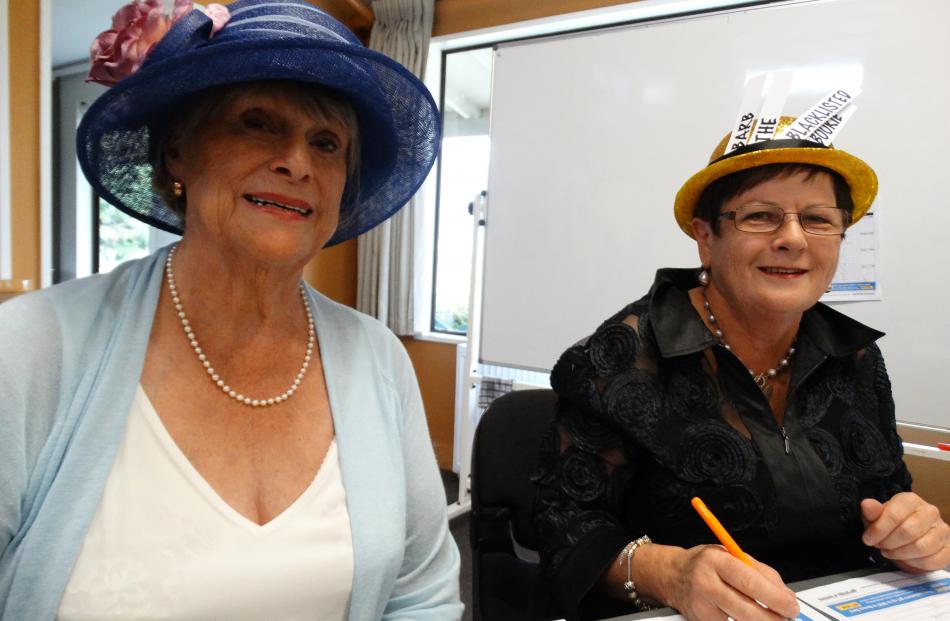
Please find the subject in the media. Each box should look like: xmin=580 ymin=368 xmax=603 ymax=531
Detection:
xmin=634 ymin=543 xmax=800 ymax=621
xmin=861 ymin=493 xmax=950 ymax=572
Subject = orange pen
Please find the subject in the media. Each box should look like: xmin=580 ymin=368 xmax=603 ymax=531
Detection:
xmin=691 ymin=496 xmax=755 ymax=567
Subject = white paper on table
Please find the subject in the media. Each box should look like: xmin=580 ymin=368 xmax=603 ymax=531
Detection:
xmin=796 ymin=599 xmax=834 ymax=620
xmin=596 ymin=602 xmax=827 ymax=621
xmin=796 ymin=570 xmax=950 ymax=620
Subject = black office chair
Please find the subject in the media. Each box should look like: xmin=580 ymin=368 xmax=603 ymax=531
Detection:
xmin=470 ymin=388 xmax=560 ymax=621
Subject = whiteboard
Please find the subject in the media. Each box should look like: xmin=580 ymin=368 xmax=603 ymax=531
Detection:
xmin=479 ymin=0 xmax=950 ymax=430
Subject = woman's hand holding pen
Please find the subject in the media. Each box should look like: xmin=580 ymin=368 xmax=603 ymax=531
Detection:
xmin=631 ymin=543 xmax=800 ymax=621
xmin=861 ymin=492 xmax=950 ymax=572
xmin=603 ymin=496 xmax=800 ymax=620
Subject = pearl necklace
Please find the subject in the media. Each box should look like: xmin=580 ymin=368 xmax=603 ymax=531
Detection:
xmin=165 ymin=245 xmax=315 ymax=408
xmin=701 ymin=292 xmax=795 ymax=393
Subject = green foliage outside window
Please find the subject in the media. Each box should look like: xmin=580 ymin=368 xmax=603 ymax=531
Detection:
xmin=433 ymin=305 xmax=468 ymax=333
xmin=98 ymin=198 xmax=149 ymax=273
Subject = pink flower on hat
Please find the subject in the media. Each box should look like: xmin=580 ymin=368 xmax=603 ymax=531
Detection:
xmin=203 ymin=4 xmax=230 ymax=34
xmin=87 ymin=0 xmax=230 ymax=87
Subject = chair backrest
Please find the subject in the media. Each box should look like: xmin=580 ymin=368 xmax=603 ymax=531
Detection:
xmin=470 ymin=388 xmax=558 ymax=620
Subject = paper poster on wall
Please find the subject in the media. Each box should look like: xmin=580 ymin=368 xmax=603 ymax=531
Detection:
xmin=823 ymin=209 xmax=881 ymax=302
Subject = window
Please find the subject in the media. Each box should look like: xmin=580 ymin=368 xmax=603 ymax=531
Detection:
xmin=96 ymin=198 xmax=150 ymax=273
xmin=55 ymin=71 xmax=178 ymax=282
xmin=430 ymin=47 xmax=493 ymax=335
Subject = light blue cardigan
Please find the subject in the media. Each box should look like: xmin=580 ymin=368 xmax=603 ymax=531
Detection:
xmin=0 ymin=247 xmax=462 ymax=620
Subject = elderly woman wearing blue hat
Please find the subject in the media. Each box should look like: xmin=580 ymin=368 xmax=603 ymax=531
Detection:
xmin=533 ymin=100 xmax=950 ymax=619
xmin=0 ymin=0 xmax=461 ymax=618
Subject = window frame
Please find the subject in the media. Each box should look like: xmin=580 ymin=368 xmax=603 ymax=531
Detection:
xmin=415 ymin=42 xmax=495 ymax=340
xmin=427 ymin=46 xmax=451 ymax=335
xmin=0 ymin=0 xmax=12 ymax=280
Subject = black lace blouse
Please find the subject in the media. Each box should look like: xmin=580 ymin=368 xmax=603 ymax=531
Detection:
xmin=532 ymin=268 xmax=912 ymax=619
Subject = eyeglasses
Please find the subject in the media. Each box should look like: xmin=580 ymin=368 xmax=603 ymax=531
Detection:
xmin=718 ymin=204 xmax=850 ymax=236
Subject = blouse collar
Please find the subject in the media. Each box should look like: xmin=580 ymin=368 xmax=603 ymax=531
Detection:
xmin=647 ymin=267 xmax=884 ymax=361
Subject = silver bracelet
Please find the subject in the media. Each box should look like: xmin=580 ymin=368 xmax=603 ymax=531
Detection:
xmin=619 ymin=535 xmax=656 ymax=611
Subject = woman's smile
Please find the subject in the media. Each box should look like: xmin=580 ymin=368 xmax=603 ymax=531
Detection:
xmin=757 ymin=265 xmax=808 ymax=278
xmin=244 ymin=192 xmax=315 ymax=219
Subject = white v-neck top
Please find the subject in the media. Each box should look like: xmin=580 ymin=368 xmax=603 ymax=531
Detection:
xmin=57 ymin=385 xmax=354 ymax=621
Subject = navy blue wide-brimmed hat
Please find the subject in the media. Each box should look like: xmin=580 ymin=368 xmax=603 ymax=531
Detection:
xmin=76 ymin=0 xmax=441 ymax=247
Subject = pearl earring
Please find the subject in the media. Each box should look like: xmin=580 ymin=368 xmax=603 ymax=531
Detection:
xmin=173 ymin=181 xmax=184 ymax=197
xmin=698 ymin=268 xmax=710 ymax=287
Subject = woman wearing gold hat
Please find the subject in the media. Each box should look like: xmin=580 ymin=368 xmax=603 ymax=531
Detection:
xmin=533 ymin=95 xmax=950 ymax=620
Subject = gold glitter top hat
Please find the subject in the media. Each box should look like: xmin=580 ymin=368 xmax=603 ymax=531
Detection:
xmin=673 ymin=80 xmax=877 ymax=239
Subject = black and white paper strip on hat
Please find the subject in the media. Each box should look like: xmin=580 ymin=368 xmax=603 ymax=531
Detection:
xmin=750 ymin=71 xmax=794 ymax=144
xmin=725 ymin=71 xmax=795 ymax=152
xmin=775 ymin=87 xmax=860 ymax=145
xmin=725 ymin=73 xmax=861 ymax=150
xmin=725 ymin=74 xmax=766 ymax=152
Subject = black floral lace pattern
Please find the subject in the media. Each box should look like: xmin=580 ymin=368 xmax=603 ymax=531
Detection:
xmin=601 ymin=369 xmax=663 ymax=435
xmin=564 ymin=402 xmax=621 ymax=454
xmin=588 ymin=323 xmax=639 ymax=376
xmin=677 ymin=421 xmax=757 ymax=484
xmin=711 ymin=484 xmax=765 ymax=532
xmin=840 ymin=408 xmax=895 ymax=477
xmin=668 ymin=363 xmax=720 ymax=422
xmin=532 ymin=269 xmax=912 ymax=618
xmin=558 ymin=447 xmax=608 ymax=503
xmin=806 ymin=427 xmax=846 ymax=475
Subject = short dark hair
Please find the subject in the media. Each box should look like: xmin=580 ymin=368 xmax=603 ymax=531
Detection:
xmin=694 ymin=163 xmax=854 ymax=235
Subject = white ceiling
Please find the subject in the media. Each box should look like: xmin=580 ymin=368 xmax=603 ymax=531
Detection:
xmin=53 ymin=0 xmax=122 ymax=68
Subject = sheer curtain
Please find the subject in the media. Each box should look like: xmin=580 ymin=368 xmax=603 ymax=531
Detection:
xmin=356 ymin=0 xmax=434 ymax=334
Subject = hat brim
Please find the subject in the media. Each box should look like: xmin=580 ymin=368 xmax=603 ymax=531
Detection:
xmin=77 ymin=35 xmax=440 ymax=247
xmin=673 ymin=145 xmax=877 ymax=238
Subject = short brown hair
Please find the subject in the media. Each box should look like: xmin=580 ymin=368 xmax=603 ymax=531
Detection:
xmin=151 ymin=80 xmax=361 ymax=220
xmin=694 ymin=163 xmax=854 ymax=235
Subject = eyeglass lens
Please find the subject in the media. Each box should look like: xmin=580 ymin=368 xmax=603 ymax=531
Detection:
xmin=728 ymin=204 xmax=847 ymax=235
